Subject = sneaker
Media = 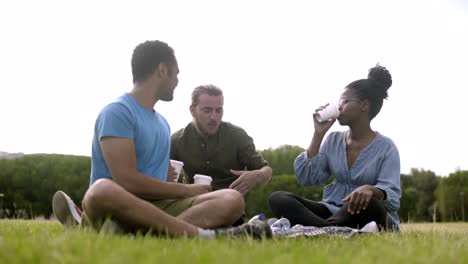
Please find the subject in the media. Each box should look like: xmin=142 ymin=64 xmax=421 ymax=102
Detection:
xmin=215 ymin=221 xmax=273 ymax=239
xmin=247 ymin=213 xmax=266 ymax=223
xmin=232 ymin=213 xmax=246 ymax=226
xmin=52 ymin=191 xmax=83 ymax=227
xmin=100 ymin=218 xmax=125 ymax=235
xmin=359 ymin=221 xmax=379 ymax=233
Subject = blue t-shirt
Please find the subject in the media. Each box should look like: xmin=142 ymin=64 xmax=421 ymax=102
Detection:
xmin=294 ymin=131 xmax=402 ymax=230
xmin=90 ymin=93 xmax=170 ymax=185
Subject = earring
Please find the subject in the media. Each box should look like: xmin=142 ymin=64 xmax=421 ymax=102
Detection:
xmin=361 ymin=108 xmax=366 ymax=112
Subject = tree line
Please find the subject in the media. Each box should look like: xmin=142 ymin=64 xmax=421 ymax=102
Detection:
xmin=0 ymin=146 xmax=466 ymax=222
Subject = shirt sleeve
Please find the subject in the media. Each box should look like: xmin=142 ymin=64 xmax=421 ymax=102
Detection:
xmin=96 ymin=103 xmax=134 ymax=141
xmin=294 ymin=135 xmax=332 ymax=186
xmin=170 ymin=133 xmax=178 ymax=160
xmin=236 ymin=128 xmax=268 ymax=170
xmin=374 ymin=143 xmax=402 ymax=212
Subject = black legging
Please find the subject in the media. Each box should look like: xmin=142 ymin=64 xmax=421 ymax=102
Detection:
xmin=268 ymin=191 xmax=389 ymax=230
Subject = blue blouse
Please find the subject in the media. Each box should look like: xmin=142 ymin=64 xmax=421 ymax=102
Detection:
xmin=294 ymin=131 xmax=401 ymax=230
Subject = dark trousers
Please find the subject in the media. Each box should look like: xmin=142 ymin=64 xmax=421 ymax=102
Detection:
xmin=268 ymin=191 xmax=389 ymax=230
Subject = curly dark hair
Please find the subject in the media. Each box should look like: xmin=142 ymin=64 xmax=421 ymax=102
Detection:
xmin=131 ymin=40 xmax=176 ymax=83
xmin=345 ymin=64 xmax=393 ymax=120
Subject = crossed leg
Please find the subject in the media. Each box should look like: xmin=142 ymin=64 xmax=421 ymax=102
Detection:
xmin=269 ymin=190 xmax=388 ymax=229
xmin=177 ymin=189 xmax=244 ymax=228
xmin=82 ymin=179 xmax=245 ymax=237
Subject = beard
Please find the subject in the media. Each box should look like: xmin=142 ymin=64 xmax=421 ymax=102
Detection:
xmin=159 ymin=93 xmax=174 ymax=102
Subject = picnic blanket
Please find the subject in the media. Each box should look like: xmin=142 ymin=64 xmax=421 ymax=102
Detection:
xmin=273 ymin=224 xmax=361 ymax=238
xmin=266 ymin=218 xmax=379 ymax=238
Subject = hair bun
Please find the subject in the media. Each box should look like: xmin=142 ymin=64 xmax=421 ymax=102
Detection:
xmin=368 ymin=64 xmax=392 ymax=99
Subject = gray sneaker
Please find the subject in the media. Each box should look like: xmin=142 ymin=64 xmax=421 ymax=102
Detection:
xmin=52 ymin=191 xmax=82 ymax=227
xmin=216 ymin=221 xmax=273 ymax=239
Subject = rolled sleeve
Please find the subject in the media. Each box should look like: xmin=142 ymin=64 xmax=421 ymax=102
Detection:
xmin=237 ymin=130 xmax=268 ymax=170
xmin=170 ymin=132 xmax=180 ymax=160
xmin=294 ymin=151 xmax=330 ymax=186
xmin=374 ymin=145 xmax=401 ymax=212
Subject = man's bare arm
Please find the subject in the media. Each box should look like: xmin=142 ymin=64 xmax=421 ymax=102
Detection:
xmin=100 ymin=137 xmax=210 ymax=200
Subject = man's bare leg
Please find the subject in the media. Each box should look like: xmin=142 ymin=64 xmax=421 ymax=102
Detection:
xmin=176 ymin=189 xmax=244 ymax=228
xmin=82 ymin=179 xmax=199 ymax=237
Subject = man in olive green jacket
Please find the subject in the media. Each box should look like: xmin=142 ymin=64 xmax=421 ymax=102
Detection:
xmin=171 ymin=84 xmax=272 ymax=195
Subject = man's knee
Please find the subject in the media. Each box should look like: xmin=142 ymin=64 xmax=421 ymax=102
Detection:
xmin=82 ymin=179 xmax=120 ymax=217
xmin=219 ymin=189 xmax=245 ymax=215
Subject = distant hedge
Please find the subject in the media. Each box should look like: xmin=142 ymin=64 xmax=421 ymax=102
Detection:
xmin=244 ymin=175 xmax=323 ymax=218
xmin=1 ymin=154 xmax=467 ymax=223
xmin=0 ymin=154 xmax=89 ymax=218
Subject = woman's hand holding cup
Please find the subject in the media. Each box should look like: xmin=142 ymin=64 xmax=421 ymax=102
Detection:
xmin=313 ymin=103 xmax=338 ymax=135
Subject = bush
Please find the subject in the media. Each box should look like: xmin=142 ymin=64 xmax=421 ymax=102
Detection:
xmin=2 ymin=153 xmax=467 ymax=223
xmin=244 ymin=175 xmax=323 ymax=218
xmin=0 ymin=154 xmax=89 ymax=218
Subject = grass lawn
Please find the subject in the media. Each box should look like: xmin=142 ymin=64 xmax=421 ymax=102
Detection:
xmin=1 ymin=220 xmax=467 ymax=264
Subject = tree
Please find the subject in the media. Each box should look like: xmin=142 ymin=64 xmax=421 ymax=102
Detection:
xmin=260 ymin=145 xmax=304 ymax=176
xmin=436 ymin=170 xmax=468 ymax=222
xmin=409 ymin=169 xmax=439 ymax=221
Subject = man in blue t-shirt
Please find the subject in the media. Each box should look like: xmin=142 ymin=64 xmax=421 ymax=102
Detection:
xmin=52 ymin=40 xmax=271 ymax=239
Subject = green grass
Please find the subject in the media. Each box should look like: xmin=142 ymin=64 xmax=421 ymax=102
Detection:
xmin=1 ymin=220 xmax=467 ymax=264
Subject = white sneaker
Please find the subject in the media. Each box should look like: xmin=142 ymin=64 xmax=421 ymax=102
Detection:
xmin=52 ymin=191 xmax=83 ymax=227
xmin=100 ymin=219 xmax=125 ymax=235
xmin=360 ymin=221 xmax=379 ymax=233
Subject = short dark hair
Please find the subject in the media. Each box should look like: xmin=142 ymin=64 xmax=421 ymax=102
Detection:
xmin=346 ymin=64 xmax=393 ymax=120
xmin=131 ymin=40 xmax=176 ymax=83
xmin=191 ymin=84 xmax=223 ymax=106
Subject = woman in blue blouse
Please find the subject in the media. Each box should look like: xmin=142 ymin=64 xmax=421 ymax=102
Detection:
xmin=269 ymin=64 xmax=401 ymax=230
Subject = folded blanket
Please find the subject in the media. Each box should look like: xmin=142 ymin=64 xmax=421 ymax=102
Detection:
xmin=277 ymin=225 xmax=359 ymax=238
xmin=266 ymin=217 xmax=379 ymax=238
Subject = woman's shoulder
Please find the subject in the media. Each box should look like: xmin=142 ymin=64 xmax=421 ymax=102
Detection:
xmin=375 ymin=132 xmax=396 ymax=144
xmin=320 ymin=131 xmax=346 ymax=150
xmin=374 ymin=132 xmax=399 ymax=152
xmin=327 ymin=131 xmax=346 ymax=142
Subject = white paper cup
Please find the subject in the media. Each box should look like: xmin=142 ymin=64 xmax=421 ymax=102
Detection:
xmin=193 ymin=174 xmax=212 ymax=186
xmin=316 ymin=104 xmax=340 ymax=122
xmin=170 ymin=160 xmax=184 ymax=182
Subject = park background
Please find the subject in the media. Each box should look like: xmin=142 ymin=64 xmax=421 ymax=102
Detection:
xmin=0 ymin=0 xmax=467 ymax=222
xmin=1 ymin=1 xmax=467 ymax=262
xmin=1 ymin=0 xmax=468 ymax=177
xmin=0 ymin=150 xmax=466 ymax=223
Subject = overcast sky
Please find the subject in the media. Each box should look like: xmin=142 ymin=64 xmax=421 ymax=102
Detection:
xmin=1 ymin=0 xmax=467 ymax=176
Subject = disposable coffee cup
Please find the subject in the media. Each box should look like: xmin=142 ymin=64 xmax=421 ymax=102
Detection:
xmin=193 ymin=174 xmax=212 ymax=186
xmin=316 ymin=104 xmax=339 ymax=122
xmin=170 ymin=160 xmax=184 ymax=182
